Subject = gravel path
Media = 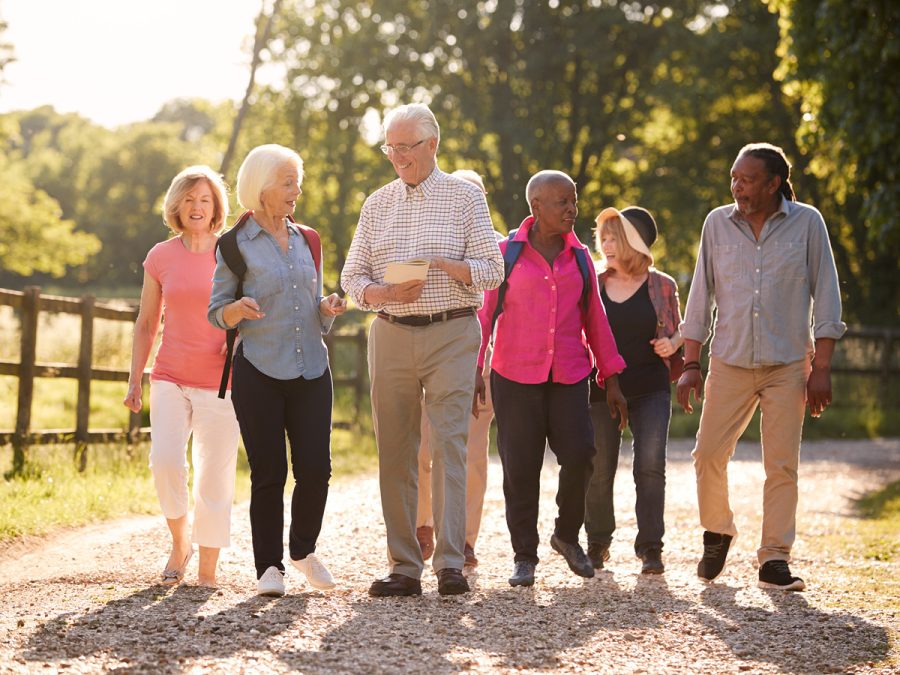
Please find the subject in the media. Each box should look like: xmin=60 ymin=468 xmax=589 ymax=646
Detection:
xmin=1 ymin=438 xmax=898 ymax=673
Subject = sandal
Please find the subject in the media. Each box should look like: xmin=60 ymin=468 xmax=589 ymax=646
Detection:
xmin=161 ymin=548 xmax=194 ymax=585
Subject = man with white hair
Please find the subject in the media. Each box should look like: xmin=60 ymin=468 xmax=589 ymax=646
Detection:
xmin=341 ymin=103 xmax=504 ymax=597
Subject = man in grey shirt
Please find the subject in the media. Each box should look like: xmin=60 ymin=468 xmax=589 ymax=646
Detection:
xmin=677 ymin=142 xmax=846 ymax=591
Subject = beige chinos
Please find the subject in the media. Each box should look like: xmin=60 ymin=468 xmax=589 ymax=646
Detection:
xmin=368 ymin=314 xmax=482 ymax=579
xmin=692 ymin=356 xmax=810 ymax=565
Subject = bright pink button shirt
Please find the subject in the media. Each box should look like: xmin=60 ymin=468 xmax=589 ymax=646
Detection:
xmin=478 ymin=216 xmax=625 ymax=385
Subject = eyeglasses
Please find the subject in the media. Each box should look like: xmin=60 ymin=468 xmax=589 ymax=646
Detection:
xmin=380 ymin=139 xmax=426 ymax=156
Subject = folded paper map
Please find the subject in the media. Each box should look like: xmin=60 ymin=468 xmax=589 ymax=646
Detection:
xmin=384 ymin=259 xmax=430 ymax=284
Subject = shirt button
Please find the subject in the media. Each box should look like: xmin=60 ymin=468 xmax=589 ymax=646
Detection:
xmin=296 ymin=348 xmax=301 ymax=352
xmin=289 ymin=265 xmax=293 ymax=270
xmin=289 ymin=245 xmax=293 ymax=250
xmin=293 ymin=285 xmax=297 ymax=289
xmin=757 ymin=246 xmax=761 ymax=250
xmin=295 ymin=327 xmax=300 ymax=331
xmin=755 ymin=289 xmax=759 ymax=294
xmin=551 ymin=286 xmax=556 ymax=291
xmin=294 ymin=306 xmax=299 ymax=310
xmin=544 ymin=276 xmax=548 ymax=280
xmin=550 ymin=328 xmax=555 ymax=333
xmin=754 ymin=312 xmax=759 ymax=317
xmin=549 ymin=349 xmax=554 ymax=354
xmin=755 ymin=268 xmax=760 ymax=273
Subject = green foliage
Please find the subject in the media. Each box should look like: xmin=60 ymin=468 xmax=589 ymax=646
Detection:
xmin=766 ymin=0 xmax=900 ymax=322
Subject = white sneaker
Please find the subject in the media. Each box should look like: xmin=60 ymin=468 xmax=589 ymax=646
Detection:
xmin=257 ymin=566 xmax=285 ymax=597
xmin=291 ymin=553 xmax=336 ymax=590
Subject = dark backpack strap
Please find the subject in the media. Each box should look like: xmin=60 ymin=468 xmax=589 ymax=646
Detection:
xmin=215 ymin=211 xmax=252 ymax=398
xmin=573 ymin=246 xmax=593 ymax=314
xmin=490 ymin=228 xmax=523 ymax=335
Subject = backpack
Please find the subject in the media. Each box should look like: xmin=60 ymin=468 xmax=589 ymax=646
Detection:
xmin=490 ymin=227 xmax=594 ymax=335
xmin=215 ymin=210 xmax=322 ymax=398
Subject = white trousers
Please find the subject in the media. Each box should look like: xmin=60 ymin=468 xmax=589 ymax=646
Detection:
xmin=149 ymin=380 xmax=241 ymax=548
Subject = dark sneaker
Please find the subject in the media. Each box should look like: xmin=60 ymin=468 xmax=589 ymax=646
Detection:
xmin=508 ymin=561 xmax=536 ymax=587
xmin=697 ymin=531 xmax=733 ymax=582
xmin=437 ymin=568 xmax=470 ymax=596
xmin=550 ymin=534 xmax=595 ymax=578
xmin=640 ymin=548 xmax=665 ymax=575
xmin=758 ymin=560 xmax=805 ymax=591
xmin=587 ymin=542 xmax=610 ymax=570
xmin=464 ymin=543 xmax=478 ymax=569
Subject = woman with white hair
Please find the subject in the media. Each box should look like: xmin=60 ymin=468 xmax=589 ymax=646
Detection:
xmin=125 ymin=165 xmax=241 ymax=587
xmin=208 ymin=144 xmax=347 ymax=597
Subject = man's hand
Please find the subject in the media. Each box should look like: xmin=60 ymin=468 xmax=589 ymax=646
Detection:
xmin=319 ymin=293 xmax=348 ymax=317
xmin=807 ymin=365 xmax=832 ymax=418
xmin=604 ymin=374 xmax=628 ymax=432
xmin=676 ymin=369 xmax=704 ymax=413
xmin=472 ymin=370 xmax=486 ymax=418
xmin=390 ymin=280 xmax=426 ymax=304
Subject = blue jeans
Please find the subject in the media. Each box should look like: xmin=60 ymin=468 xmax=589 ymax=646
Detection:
xmin=585 ymin=389 xmax=670 ymax=555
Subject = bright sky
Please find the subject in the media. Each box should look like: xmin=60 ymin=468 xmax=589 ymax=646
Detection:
xmin=0 ymin=0 xmax=263 ymax=127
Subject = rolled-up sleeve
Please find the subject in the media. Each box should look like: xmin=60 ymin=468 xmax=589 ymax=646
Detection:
xmin=680 ymin=218 xmax=716 ymax=344
xmin=807 ymin=211 xmax=847 ymax=340
xmin=208 ymin=248 xmax=240 ymax=330
xmin=340 ymin=201 xmax=382 ymax=311
xmin=463 ymin=193 xmax=504 ymax=292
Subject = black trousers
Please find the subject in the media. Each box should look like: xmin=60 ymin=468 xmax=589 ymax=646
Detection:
xmin=231 ymin=348 xmax=333 ymax=579
xmin=491 ymin=371 xmax=595 ymax=564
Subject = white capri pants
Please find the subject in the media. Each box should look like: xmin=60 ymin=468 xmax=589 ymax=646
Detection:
xmin=149 ymin=380 xmax=241 ymax=548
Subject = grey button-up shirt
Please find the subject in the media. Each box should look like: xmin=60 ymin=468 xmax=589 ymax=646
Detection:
xmin=208 ymin=217 xmax=334 ymax=380
xmin=681 ymin=198 xmax=846 ymax=368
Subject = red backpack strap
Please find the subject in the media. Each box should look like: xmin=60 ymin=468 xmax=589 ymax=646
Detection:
xmin=287 ymin=218 xmax=322 ymax=273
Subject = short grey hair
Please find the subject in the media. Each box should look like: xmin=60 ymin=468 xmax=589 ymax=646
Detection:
xmin=383 ymin=103 xmax=440 ymax=148
xmin=236 ymin=144 xmax=304 ymax=211
xmin=525 ymin=170 xmax=575 ymax=214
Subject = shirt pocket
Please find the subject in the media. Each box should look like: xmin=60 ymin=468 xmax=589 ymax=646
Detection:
xmin=245 ymin=266 xmax=283 ymax=303
xmin=713 ymin=244 xmax=744 ymax=281
xmin=768 ymin=241 xmax=807 ymax=280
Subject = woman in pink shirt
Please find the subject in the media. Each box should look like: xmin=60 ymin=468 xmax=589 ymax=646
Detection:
xmin=124 ymin=166 xmax=240 ymax=587
xmin=476 ymin=170 xmax=627 ymax=587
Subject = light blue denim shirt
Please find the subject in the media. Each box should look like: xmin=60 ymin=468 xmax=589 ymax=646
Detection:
xmin=681 ymin=198 xmax=846 ymax=368
xmin=207 ymin=217 xmax=334 ymax=380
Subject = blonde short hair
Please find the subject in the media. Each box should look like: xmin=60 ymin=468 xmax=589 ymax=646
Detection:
xmin=595 ymin=212 xmax=651 ymax=277
xmin=236 ymin=144 xmax=304 ymax=211
xmin=162 ymin=165 xmax=229 ymax=234
xmin=452 ymin=169 xmax=487 ymax=193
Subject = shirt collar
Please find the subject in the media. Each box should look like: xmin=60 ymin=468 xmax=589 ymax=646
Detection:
xmin=403 ymin=165 xmax=443 ymax=199
xmin=727 ymin=196 xmax=791 ymax=227
xmin=242 ymin=215 xmax=298 ymax=239
xmin=516 ymin=215 xmax=585 ymax=250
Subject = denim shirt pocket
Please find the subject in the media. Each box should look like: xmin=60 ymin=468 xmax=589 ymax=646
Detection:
xmin=245 ymin=266 xmax=283 ymax=310
xmin=713 ymin=243 xmax=743 ymax=282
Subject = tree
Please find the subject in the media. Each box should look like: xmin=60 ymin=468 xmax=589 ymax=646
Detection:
xmin=766 ymin=0 xmax=900 ymax=322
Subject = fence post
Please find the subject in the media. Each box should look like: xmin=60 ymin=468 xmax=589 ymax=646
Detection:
xmin=355 ymin=327 xmax=367 ymax=424
xmin=74 ymin=294 xmax=95 ymax=472
xmin=12 ymin=286 xmax=40 ymax=475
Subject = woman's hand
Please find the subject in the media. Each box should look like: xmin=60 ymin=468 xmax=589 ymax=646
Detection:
xmin=320 ymin=293 xmax=348 ymax=317
xmin=472 ymin=370 xmax=486 ymax=418
xmin=650 ymin=337 xmax=677 ymax=358
xmin=123 ymin=382 xmax=142 ymax=413
xmin=223 ymin=297 xmax=265 ymax=326
xmin=604 ymin=374 xmax=628 ymax=432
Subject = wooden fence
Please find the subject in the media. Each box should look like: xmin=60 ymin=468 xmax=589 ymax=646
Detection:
xmin=0 ymin=287 xmax=368 ymax=473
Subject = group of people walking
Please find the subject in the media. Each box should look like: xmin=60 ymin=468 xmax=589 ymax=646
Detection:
xmin=125 ymin=102 xmax=845 ymax=598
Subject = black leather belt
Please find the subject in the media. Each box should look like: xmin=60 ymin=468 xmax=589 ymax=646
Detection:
xmin=377 ymin=307 xmax=476 ymax=326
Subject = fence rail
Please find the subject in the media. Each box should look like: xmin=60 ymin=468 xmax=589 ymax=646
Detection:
xmin=0 ymin=287 xmax=368 ymax=473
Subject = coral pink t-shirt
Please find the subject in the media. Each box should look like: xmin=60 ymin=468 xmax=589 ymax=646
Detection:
xmin=144 ymin=237 xmax=228 ymax=389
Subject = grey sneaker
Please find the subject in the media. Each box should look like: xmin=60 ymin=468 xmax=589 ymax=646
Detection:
xmin=587 ymin=542 xmax=610 ymax=569
xmin=257 ymin=566 xmax=286 ymax=597
xmin=697 ymin=531 xmax=733 ymax=582
xmin=758 ymin=560 xmax=805 ymax=591
xmin=550 ymin=534 xmax=594 ymax=578
xmin=508 ymin=560 xmax=536 ymax=587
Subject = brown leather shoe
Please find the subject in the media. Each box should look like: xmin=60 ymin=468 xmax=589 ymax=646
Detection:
xmin=437 ymin=568 xmax=470 ymax=596
xmin=368 ymin=573 xmax=422 ymax=597
xmin=416 ymin=526 xmax=434 ymax=560
xmin=464 ymin=543 xmax=478 ymax=569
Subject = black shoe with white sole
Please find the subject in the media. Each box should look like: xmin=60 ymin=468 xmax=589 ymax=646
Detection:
xmin=697 ymin=531 xmax=733 ymax=582
xmin=758 ymin=560 xmax=805 ymax=591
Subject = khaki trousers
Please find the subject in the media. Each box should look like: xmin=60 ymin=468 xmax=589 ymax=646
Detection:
xmin=692 ymin=356 xmax=810 ymax=565
xmin=416 ymin=352 xmax=493 ymax=547
xmin=368 ymin=314 xmax=482 ymax=578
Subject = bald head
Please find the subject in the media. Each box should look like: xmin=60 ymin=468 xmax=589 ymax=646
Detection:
xmin=525 ymin=170 xmax=576 ymax=214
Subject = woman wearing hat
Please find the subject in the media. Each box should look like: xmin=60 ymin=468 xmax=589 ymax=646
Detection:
xmin=584 ymin=206 xmax=683 ymax=575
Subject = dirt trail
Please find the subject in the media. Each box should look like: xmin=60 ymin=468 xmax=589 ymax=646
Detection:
xmin=1 ymin=438 xmax=898 ymax=673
